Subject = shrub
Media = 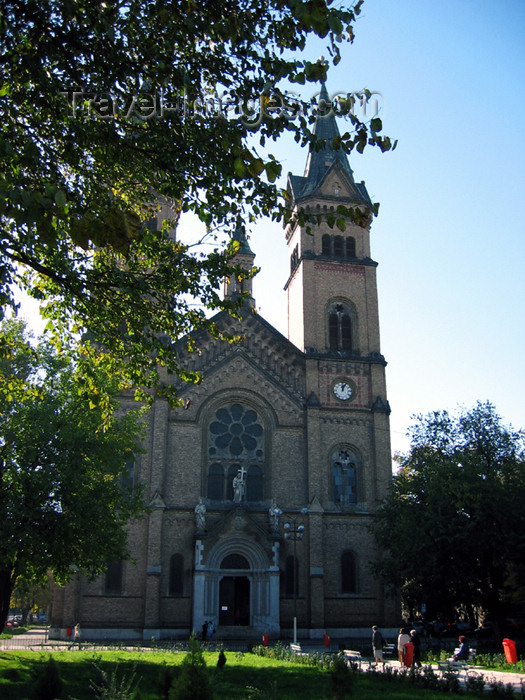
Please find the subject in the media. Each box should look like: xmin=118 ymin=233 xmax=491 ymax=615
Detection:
xmin=487 ymin=680 xmax=517 ymax=698
xmin=330 ymin=653 xmax=353 ymax=699
xmin=169 ymin=634 xmax=212 ymax=700
xmin=158 ymin=662 xmax=179 ymax=699
xmin=87 ymin=664 xmax=140 ymax=699
xmin=439 ymin=670 xmax=461 ymax=694
xmin=464 ymin=671 xmax=486 ymax=695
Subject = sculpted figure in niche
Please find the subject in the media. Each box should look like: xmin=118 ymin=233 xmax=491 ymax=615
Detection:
xmin=268 ymin=500 xmax=282 ymax=532
xmin=195 ymin=497 xmax=206 ymax=531
xmin=233 ymin=467 xmax=246 ymax=503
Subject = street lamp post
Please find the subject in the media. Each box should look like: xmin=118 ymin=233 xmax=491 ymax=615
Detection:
xmin=283 ymin=507 xmax=307 ymax=645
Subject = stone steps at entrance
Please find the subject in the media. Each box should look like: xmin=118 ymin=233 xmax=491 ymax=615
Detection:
xmin=213 ymin=626 xmax=263 ymax=641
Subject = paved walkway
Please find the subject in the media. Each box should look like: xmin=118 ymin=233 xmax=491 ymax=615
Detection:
xmin=382 ymin=658 xmax=525 ymax=695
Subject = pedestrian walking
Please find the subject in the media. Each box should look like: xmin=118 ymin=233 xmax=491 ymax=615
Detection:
xmin=69 ymin=623 xmax=81 ymax=649
xmin=397 ymin=627 xmax=410 ymax=665
xmin=372 ymin=625 xmax=386 ymax=667
xmin=410 ymin=629 xmax=421 ymax=667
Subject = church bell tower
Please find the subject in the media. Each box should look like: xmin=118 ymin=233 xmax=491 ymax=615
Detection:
xmin=284 ymin=80 xmax=392 ymax=512
xmin=284 ymin=82 xmax=381 ymax=361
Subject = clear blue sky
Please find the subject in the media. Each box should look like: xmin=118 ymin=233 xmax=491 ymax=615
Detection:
xmin=17 ymin=0 xmax=525 ymax=457
xmin=252 ymin=0 xmax=525 ymax=455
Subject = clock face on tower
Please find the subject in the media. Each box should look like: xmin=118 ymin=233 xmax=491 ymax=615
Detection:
xmin=333 ymin=381 xmax=353 ymax=401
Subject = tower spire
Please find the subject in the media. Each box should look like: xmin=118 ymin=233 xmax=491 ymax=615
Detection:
xmin=286 ymin=81 xmax=371 ymax=207
xmin=303 ymin=81 xmax=354 ymax=187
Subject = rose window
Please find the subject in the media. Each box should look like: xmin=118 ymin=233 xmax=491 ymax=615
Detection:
xmin=209 ymin=403 xmax=263 ymax=459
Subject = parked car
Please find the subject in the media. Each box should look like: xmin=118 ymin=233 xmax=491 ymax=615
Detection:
xmin=440 ymin=622 xmax=473 ymax=638
xmin=408 ymin=621 xmax=428 ymax=637
xmin=474 ymin=621 xmax=496 ymax=639
xmin=506 ymin=618 xmax=525 ymax=633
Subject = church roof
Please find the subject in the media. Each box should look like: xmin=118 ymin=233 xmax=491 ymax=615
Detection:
xmin=287 ymin=82 xmax=372 ymax=207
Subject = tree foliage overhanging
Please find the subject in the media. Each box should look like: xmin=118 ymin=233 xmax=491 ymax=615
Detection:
xmin=0 ymin=0 xmax=395 ymax=403
xmin=370 ymin=402 xmax=525 ymax=626
xmin=0 ymin=318 xmax=147 ymax=632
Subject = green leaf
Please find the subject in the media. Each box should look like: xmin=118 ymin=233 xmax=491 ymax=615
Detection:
xmin=265 ymin=160 xmax=282 ymax=183
xmin=371 ymin=117 xmax=382 ymax=133
xmin=54 ymin=190 xmax=67 ymax=208
xmin=233 ymin=157 xmax=246 ymax=178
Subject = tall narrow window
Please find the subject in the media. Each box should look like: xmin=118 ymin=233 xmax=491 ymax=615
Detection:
xmin=285 ymin=555 xmax=298 ymax=596
xmin=341 ymin=551 xmax=357 ymax=593
xmin=322 ymin=234 xmax=331 ymax=255
xmin=328 ymin=303 xmax=353 ymax=351
xmin=247 ymin=465 xmax=263 ymax=501
xmin=341 ymin=315 xmax=352 ymax=349
xmin=334 ymin=235 xmax=344 ymax=257
xmin=207 ymin=464 xmax=223 ymax=500
xmin=226 ymin=465 xmax=239 ymax=501
xmin=332 ymin=449 xmax=358 ymax=504
xmin=329 ymin=313 xmax=339 ymax=350
xmin=346 ymin=237 xmax=356 ymax=258
xmin=169 ymin=554 xmax=184 ymax=596
xmin=105 ymin=560 xmax=123 ymax=595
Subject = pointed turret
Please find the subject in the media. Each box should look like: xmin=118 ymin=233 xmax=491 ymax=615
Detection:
xmin=287 ymin=82 xmax=372 ymax=208
xmin=222 ymin=227 xmax=255 ymax=307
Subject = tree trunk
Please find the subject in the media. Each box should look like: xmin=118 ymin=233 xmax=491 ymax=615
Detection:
xmin=0 ymin=566 xmax=15 ymax=633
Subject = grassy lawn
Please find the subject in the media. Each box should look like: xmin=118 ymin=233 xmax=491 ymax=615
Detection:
xmin=0 ymin=649 xmax=489 ymax=700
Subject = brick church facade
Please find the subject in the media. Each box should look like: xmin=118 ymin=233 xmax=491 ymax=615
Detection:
xmin=51 ymin=84 xmax=398 ymax=640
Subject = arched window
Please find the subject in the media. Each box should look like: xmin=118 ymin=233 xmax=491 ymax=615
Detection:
xmin=322 ymin=234 xmax=331 ymax=255
xmin=334 ymin=235 xmax=344 ymax=257
xmin=345 ymin=237 xmax=356 ymax=258
xmin=332 ymin=449 xmax=358 ymax=504
xmin=226 ymin=464 xmax=239 ymax=501
xmin=169 ymin=554 xmax=184 ymax=596
xmin=285 ymin=555 xmax=298 ymax=597
xmin=207 ymin=403 xmax=264 ymax=502
xmin=105 ymin=560 xmax=123 ymax=595
xmin=247 ymin=465 xmax=263 ymax=501
xmin=341 ymin=551 xmax=357 ymax=593
xmin=328 ymin=303 xmax=353 ymax=351
xmin=207 ymin=464 xmax=224 ymax=500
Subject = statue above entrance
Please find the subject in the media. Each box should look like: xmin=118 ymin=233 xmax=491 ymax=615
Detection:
xmin=232 ymin=467 xmax=246 ymax=503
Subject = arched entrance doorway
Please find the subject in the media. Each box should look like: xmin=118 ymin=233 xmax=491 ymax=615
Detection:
xmin=192 ymin=534 xmax=280 ymax=635
xmin=219 ymin=552 xmax=250 ymax=626
xmin=219 ymin=576 xmax=250 ymax=626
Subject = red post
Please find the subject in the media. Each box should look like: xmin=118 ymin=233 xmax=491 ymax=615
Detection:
xmin=262 ymin=633 xmax=269 ymax=647
xmin=323 ymin=634 xmax=330 ymax=648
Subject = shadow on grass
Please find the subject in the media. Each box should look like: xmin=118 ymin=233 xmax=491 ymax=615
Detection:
xmin=0 ymin=650 xmax=484 ymax=700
